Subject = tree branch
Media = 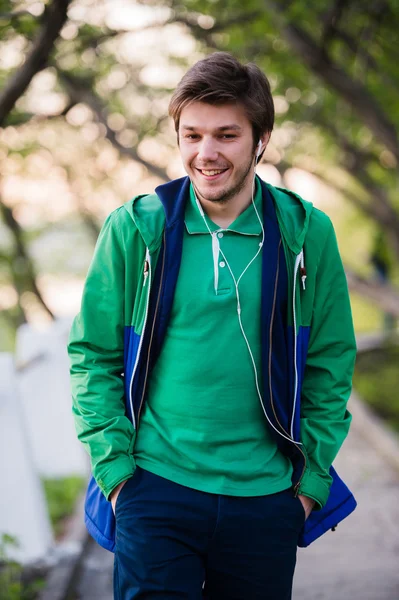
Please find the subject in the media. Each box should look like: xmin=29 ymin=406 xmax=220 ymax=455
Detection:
xmin=264 ymin=1 xmax=399 ymax=161
xmin=0 ymin=198 xmax=55 ymax=319
xmin=317 ymin=121 xmax=399 ymax=253
xmin=57 ymin=70 xmax=170 ymax=183
xmin=161 ymin=10 xmax=262 ymax=49
xmin=291 ymin=157 xmax=399 ymax=251
xmin=73 ymin=12 xmax=261 ymax=54
xmin=7 ymin=100 xmax=77 ymax=127
xmin=0 ymin=0 xmax=70 ymax=127
xmin=276 ymin=162 xmax=399 ymax=315
xmin=326 ymin=27 xmax=397 ymax=92
xmin=173 ymin=10 xmax=262 ymax=34
xmin=345 ymin=268 xmax=399 ymax=317
xmin=320 ymin=0 xmax=348 ymax=47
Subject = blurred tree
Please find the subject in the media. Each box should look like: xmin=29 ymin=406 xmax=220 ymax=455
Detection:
xmin=0 ymin=0 xmax=398 ymax=348
xmin=0 ymin=0 xmax=69 ymax=327
xmin=155 ymin=0 xmax=399 ymax=311
xmin=0 ymin=0 xmax=174 ymax=338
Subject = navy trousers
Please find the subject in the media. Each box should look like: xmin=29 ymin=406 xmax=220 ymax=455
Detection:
xmin=114 ymin=467 xmax=305 ymax=599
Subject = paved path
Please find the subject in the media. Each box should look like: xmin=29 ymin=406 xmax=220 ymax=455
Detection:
xmin=73 ymin=538 xmax=113 ymax=599
xmin=293 ymin=395 xmax=399 ymax=599
xmin=72 ymin=395 xmax=399 ymax=600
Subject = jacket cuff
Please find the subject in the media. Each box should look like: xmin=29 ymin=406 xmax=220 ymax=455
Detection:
xmin=95 ymin=455 xmax=136 ymax=500
xmin=297 ymin=469 xmax=331 ymax=510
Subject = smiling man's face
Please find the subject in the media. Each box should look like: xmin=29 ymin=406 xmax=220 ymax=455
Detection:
xmin=178 ymin=101 xmax=263 ymax=206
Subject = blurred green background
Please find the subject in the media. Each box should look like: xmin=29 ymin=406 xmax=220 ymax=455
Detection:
xmin=1 ymin=0 xmax=398 ymax=423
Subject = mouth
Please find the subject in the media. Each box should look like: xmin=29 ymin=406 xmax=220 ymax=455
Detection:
xmin=195 ymin=167 xmax=229 ymax=181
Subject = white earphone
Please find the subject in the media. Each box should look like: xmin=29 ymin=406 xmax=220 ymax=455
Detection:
xmin=193 ymin=155 xmax=301 ymax=447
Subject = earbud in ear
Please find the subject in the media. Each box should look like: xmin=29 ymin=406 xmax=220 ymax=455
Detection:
xmin=256 ymin=141 xmax=263 ymax=160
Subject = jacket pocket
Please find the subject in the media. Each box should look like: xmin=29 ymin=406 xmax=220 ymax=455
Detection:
xmin=84 ymin=474 xmax=116 ymax=552
xmin=298 ymin=466 xmax=357 ymax=547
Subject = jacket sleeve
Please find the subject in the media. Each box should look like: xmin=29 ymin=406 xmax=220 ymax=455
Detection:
xmin=68 ymin=209 xmax=136 ymax=500
xmin=298 ymin=221 xmax=357 ymax=509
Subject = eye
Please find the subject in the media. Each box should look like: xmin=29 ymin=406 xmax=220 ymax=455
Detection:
xmin=220 ymin=134 xmax=237 ymax=139
xmin=184 ymin=134 xmax=200 ymax=140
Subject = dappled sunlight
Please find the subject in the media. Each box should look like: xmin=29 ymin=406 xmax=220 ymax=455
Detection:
xmin=37 ymin=274 xmax=85 ymax=316
xmin=284 ymin=167 xmax=337 ymax=207
xmin=0 ymin=0 xmax=397 ymax=341
xmin=257 ymin=164 xmax=282 ymax=187
xmin=0 ymin=6 xmax=398 ymax=598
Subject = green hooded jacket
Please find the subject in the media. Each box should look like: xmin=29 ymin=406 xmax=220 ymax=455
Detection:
xmin=68 ymin=177 xmax=356 ymax=511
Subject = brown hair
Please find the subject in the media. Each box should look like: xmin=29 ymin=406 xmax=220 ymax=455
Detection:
xmin=169 ymin=52 xmax=274 ymax=150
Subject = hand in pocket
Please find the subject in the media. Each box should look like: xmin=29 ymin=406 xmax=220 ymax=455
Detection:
xmin=297 ymin=494 xmax=315 ymax=520
xmin=111 ymin=479 xmax=129 ymax=515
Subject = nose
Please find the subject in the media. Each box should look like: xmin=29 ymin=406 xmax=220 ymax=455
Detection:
xmin=197 ymin=137 xmax=219 ymax=163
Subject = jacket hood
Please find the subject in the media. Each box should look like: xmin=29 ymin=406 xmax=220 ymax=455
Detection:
xmin=264 ymin=181 xmax=313 ymax=255
xmin=122 ymin=192 xmax=166 ymax=253
xmin=122 ymin=176 xmax=313 ymax=255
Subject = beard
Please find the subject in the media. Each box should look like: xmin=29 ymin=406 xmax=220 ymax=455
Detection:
xmin=192 ymin=154 xmax=254 ymax=205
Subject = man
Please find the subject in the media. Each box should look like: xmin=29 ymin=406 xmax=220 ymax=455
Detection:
xmin=68 ymin=52 xmax=357 ymax=599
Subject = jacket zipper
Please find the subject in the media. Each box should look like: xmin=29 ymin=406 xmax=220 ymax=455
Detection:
xmin=268 ymin=243 xmax=307 ymax=494
xmin=129 ymin=247 xmax=152 ymax=429
xmin=268 ymin=240 xmax=285 ymax=429
xmin=292 ymin=250 xmax=307 ymax=495
xmin=137 ymin=230 xmax=167 ymax=427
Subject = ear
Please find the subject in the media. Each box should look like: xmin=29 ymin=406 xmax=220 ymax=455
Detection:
xmin=255 ymin=132 xmax=271 ymax=163
xmin=259 ymin=131 xmax=271 ymax=152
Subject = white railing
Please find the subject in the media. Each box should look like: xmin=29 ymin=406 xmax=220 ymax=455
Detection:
xmin=0 ymin=319 xmax=88 ymax=564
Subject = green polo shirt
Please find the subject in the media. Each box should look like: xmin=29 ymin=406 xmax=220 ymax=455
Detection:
xmin=134 ymin=181 xmax=293 ymax=495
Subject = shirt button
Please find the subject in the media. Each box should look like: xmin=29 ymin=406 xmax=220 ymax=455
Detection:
xmin=218 ymin=232 xmax=224 ymax=238
xmin=219 ymin=261 xmax=226 ymax=268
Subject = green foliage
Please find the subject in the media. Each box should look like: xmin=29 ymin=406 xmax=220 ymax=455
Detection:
xmin=0 ymin=313 xmax=18 ymax=351
xmin=0 ymin=534 xmax=45 ymax=600
xmin=0 ymin=0 xmax=398 ymax=353
xmin=43 ymin=476 xmax=86 ymax=537
xmin=4 ymin=111 xmax=34 ymax=127
xmin=0 ymin=534 xmax=21 ymax=599
xmin=354 ymin=344 xmax=399 ymax=432
xmin=349 ymin=293 xmax=382 ymax=333
xmin=165 ymin=0 xmax=399 ymax=252
xmin=0 ymin=6 xmax=39 ymax=41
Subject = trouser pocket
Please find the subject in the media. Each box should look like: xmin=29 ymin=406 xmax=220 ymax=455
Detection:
xmin=114 ymin=466 xmax=141 ymax=516
xmin=114 ymin=468 xmax=207 ymax=599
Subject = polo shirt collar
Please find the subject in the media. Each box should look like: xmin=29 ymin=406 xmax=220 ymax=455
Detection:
xmin=185 ymin=178 xmax=263 ymax=236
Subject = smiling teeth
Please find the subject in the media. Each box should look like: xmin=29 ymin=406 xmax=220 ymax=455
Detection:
xmin=202 ymin=170 xmax=224 ymax=176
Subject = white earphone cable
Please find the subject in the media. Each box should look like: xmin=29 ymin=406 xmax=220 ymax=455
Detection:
xmin=194 ymin=158 xmax=301 ymax=446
